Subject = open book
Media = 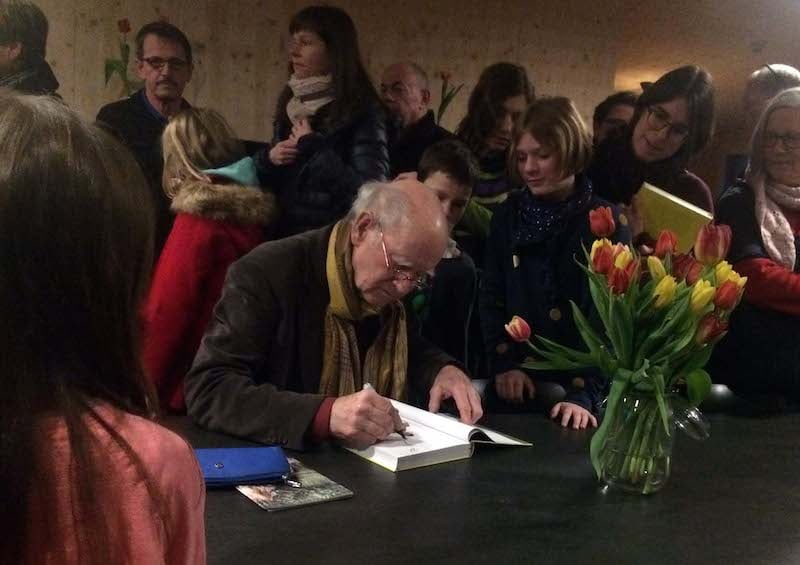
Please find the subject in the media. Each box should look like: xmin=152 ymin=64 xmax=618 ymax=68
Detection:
xmin=636 ymin=182 xmax=713 ymax=252
xmin=346 ymin=400 xmax=531 ymax=472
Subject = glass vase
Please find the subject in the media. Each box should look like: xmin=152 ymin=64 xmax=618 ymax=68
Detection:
xmin=596 ymin=391 xmax=675 ymax=495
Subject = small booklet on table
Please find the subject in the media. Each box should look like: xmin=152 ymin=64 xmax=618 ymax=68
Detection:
xmin=237 ymin=458 xmax=353 ymax=512
xmin=346 ymin=399 xmax=531 ymax=472
xmin=636 ymin=182 xmax=713 ymax=253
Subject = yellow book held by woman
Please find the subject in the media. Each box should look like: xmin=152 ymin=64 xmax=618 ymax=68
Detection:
xmin=637 ymin=182 xmax=713 ymax=252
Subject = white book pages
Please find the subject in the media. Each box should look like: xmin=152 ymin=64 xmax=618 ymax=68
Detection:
xmin=346 ymin=400 xmax=531 ymax=472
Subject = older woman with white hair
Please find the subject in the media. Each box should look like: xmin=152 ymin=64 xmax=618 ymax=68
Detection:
xmin=711 ymin=87 xmax=800 ymax=410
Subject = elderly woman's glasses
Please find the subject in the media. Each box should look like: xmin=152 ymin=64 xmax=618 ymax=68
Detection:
xmin=645 ymin=106 xmax=690 ymax=140
xmin=377 ymin=227 xmax=431 ymax=291
xmin=764 ymin=131 xmax=800 ymax=151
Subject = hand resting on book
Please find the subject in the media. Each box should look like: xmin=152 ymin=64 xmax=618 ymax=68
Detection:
xmin=428 ymin=365 xmax=483 ymax=425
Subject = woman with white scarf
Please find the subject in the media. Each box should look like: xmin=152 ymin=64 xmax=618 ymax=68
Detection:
xmin=712 ymin=87 xmax=800 ymax=410
xmin=256 ymin=5 xmax=389 ymax=237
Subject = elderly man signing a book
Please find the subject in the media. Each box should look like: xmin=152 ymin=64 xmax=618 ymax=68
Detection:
xmin=185 ymin=179 xmax=483 ymax=449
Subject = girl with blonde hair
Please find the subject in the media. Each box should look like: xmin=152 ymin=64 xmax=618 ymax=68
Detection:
xmin=480 ymin=97 xmax=631 ymax=429
xmin=144 ymin=107 xmax=277 ymax=412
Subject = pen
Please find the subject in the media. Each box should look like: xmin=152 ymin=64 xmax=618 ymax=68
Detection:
xmin=362 ymin=382 xmax=408 ymax=440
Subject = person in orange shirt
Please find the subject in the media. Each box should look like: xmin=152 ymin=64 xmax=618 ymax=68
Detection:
xmin=0 ymin=92 xmax=205 ymax=564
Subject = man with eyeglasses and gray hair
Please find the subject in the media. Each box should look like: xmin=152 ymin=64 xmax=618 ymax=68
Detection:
xmin=0 ymin=0 xmax=59 ymax=96
xmin=381 ymin=61 xmax=453 ymax=177
xmin=185 ymin=178 xmax=483 ymax=450
xmin=723 ymin=64 xmax=800 ymax=190
xmin=97 ymin=21 xmax=194 ymax=257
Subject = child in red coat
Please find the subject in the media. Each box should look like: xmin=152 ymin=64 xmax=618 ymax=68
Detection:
xmin=143 ymin=108 xmax=277 ymax=412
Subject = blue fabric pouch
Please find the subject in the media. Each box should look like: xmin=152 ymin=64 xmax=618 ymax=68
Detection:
xmin=195 ymin=447 xmax=291 ymax=487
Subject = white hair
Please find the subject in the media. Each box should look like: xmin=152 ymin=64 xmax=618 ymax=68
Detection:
xmin=748 ymin=64 xmax=800 ymax=97
xmin=348 ymin=181 xmax=411 ymax=229
xmin=747 ymin=86 xmax=800 ymax=183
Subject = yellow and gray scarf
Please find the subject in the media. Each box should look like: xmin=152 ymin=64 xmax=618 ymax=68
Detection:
xmin=318 ymin=221 xmax=408 ymax=400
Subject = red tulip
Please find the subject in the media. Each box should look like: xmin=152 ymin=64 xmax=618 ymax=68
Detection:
xmin=589 ymin=206 xmax=616 ymax=238
xmin=504 ymin=316 xmax=531 ymax=342
xmin=607 ymin=266 xmax=631 ymax=295
xmin=714 ymin=280 xmax=741 ymax=310
xmin=654 ymin=230 xmax=679 ymax=258
xmin=673 ymin=253 xmax=703 ymax=285
xmin=695 ymin=313 xmax=729 ymax=345
xmin=117 ymin=18 xmax=131 ymax=34
xmin=592 ymin=242 xmax=614 ymax=275
xmin=694 ymin=223 xmax=732 ymax=266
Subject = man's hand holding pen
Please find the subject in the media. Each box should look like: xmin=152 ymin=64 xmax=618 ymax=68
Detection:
xmin=329 ymin=383 xmax=408 ymax=449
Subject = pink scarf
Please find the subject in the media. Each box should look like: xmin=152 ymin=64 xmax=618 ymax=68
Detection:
xmin=754 ymin=179 xmax=800 ymax=269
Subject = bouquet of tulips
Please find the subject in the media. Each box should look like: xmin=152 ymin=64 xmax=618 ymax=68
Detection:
xmin=506 ymin=206 xmax=746 ymax=493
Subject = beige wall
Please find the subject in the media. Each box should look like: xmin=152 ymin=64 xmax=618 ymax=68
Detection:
xmin=40 ymin=0 xmax=619 ymax=137
xmin=38 ymin=0 xmax=800 ymax=195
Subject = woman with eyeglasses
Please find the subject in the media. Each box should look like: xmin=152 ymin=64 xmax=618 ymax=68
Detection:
xmin=587 ymin=65 xmax=715 ymax=215
xmin=255 ymin=5 xmax=389 ymax=237
xmin=479 ymin=97 xmax=631 ymax=429
xmin=710 ymin=87 xmax=800 ymax=411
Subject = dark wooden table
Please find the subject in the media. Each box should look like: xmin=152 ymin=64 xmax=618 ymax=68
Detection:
xmin=169 ymin=412 xmax=800 ymax=565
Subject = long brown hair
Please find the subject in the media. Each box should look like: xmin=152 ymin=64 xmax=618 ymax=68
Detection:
xmin=0 ymin=92 xmax=160 ymax=564
xmin=456 ymin=62 xmax=534 ymax=155
xmin=274 ymin=5 xmax=382 ymax=134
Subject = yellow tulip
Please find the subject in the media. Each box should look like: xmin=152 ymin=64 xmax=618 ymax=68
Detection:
xmin=590 ymin=238 xmax=612 ymax=261
xmin=727 ymin=270 xmax=748 ymax=289
xmin=647 ymin=256 xmax=667 ymax=282
xmin=715 ymin=261 xmax=733 ymax=284
xmin=653 ymin=275 xmax=677 ymax=308
xmin=715 ymin=260 xmax=748 ymax=289
xmin=690 ymin=279 xmax=716 ymax=314
xmin=614 ymin=249 xmax=633 ymax=270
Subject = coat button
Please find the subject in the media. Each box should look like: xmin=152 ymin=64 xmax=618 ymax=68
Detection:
xmin=214 ymin=462 xmax=224 ymax=469
xmin=549 ymin=307 xmax=562 ymax=321
xmin=618 ymin=213 xmax=629 ymax=226
xmin=496 ymin=343 xmax=509 ymax=354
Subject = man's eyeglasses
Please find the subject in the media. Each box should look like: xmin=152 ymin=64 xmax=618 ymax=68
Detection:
xmin=380 ymin=82 xmax=411 ymax=98
xmin=645 ymin=106 xmax=690 ymax=140
xmin=764 ymin=131 xmax=800 ymax=151
xmin=378 ymin=226 xmax=431 ymax=291
xmin=141 ymin=57 xmax=189 ymax=71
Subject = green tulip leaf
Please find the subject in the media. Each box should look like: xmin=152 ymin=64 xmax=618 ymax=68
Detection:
xmin=104 ymin=59 xmax=125 ymax=85
xmin=685 ymin=368 xmax=712 ymax=407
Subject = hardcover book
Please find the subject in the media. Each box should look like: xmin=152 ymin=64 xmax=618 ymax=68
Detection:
xmin=637 ymin=182 xmax=713 ymax=252
xmin=346 ymin=400 xmax=531 ymax=472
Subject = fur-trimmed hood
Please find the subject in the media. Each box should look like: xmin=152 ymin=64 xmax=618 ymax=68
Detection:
xmin=171 ymin=179 xmax=277 ymax=226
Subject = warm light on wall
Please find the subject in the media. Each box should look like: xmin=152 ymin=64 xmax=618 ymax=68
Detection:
xmin=614 ymin=68 xmax=665 ymax=92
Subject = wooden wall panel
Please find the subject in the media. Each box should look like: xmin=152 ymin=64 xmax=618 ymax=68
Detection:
xmin=34 ymin=0 xmax=800 ymax=193
xmin=36 ymin=0 xmax=618 ymax=139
